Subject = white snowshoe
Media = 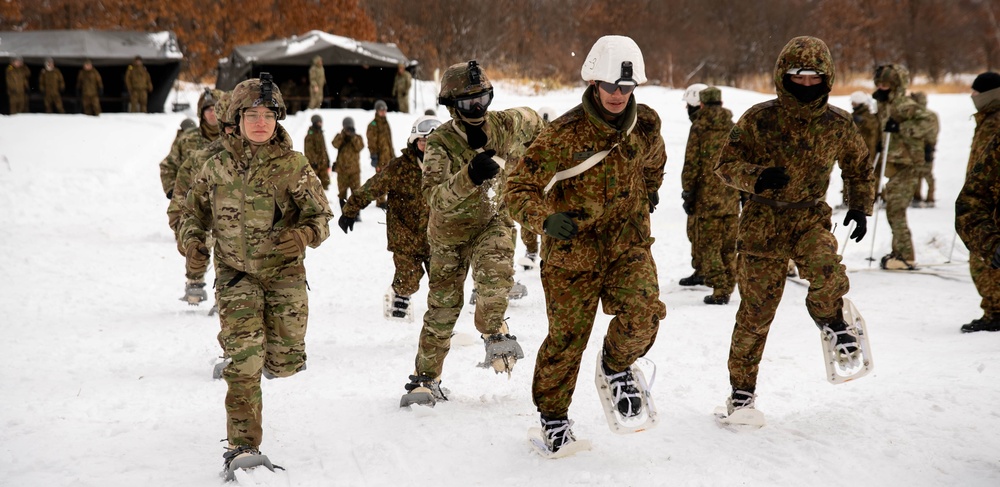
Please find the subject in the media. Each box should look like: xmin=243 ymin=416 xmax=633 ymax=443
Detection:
xmin=181 ymin=279 xmax=207 ymax=305
xmin=713 ymin=389 xmax=766 ymax=429
xmin=207 ymin=303 xmax=218 ymax=317
xmin=517 ymin=252 xmax=538 ymax=271
xmin=477 ymin=329 xmax=525 ymax=375
xmin=594 ymin=352 xmax=658 ymax=434
xmin=399 ymin=374 xmax=448 ymax=408
xmin=468 ymin=282 xmax=528 ymax=305
xmin=383 ymin=288 xmax=414 ymax=323
xmin=819 ymin=297 xmax=874 ymax=384
xmin=528 ymin=417 xmax=592 ymax=459
xmin=221 ymin=445 xmax=281 ymax=482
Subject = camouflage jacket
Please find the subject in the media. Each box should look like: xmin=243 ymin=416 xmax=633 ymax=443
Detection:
xmin=956 ymin=136 xmax=1000 ymax=262
xmin=6 ymin=64 xmax=29 ymax=95
xmin=332 ymin=130 xmax=364 ymax=177
xmin=76 ymin=69 xmax=103 ymax=97
xmin=682 ymin=104 xmax=738 ymax=216
xmin=876 ymin=89 xmax=936 ymax=172
xmin=366 ymin=116 xmax=395 ymax=167
xmin=969 ymin=94 xmax=1000 ymax=172
xmin=852 ymin=104 xmax=881 ymax=167
xmin=38 ymin=68 xmax=65 ymax=95
xmin=392 ymin=71 xmax=412 ymax=97
xmin=507 ymin=89 xmax=665 ymax=271
xmin=343 ymin=147 xmax=429 ymax=256
xmin=179 ymin=124 xmax=332 ymax=274
xmin=309 ymin=64 xmax=325 ymax=89
xmin=304 ymin=126 xmax=330 ymax=170
xmin=425 ymin=107 xmax=544 ymax=247
xmin=169 ymin=129 xmax=223 ymax=217
xmin=159 ymin=124 xmax=209 ymax=195
xmin=715 ymin=36 xmax=875 ymax=258
xmin=125 ymin=64 xmax=152 ymax=93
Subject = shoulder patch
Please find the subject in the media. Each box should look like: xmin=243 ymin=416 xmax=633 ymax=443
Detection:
xmin=729 ymin=126 xmax=743 ymax=141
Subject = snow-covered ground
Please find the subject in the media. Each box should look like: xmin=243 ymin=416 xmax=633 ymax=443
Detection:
xmin=1 ymin=80 xmax=998 ymax=487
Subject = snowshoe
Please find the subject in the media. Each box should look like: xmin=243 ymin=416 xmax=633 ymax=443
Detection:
xmin=594 ymin=351 xmax=658 ymax=434
xmin=208 ymin=303 xmax=218 ymax=317
xmin=714 ymin=389 xmax=765 ymax=428
xmin=528 ymin=416 xmax=592 ymax=459
xmin=181 ymin=279 xmax=207 ymax=305
xmin=678 ymin=273 xmax=705 ymax=286
xmin=221 ymin=444 xmax=280 ymax=481
xmin=400 ymin=374 xmax=448 ymax=408
xmin=880 ymin=253 xmax=917 ymax=270
xmin=818 ymin=297 xmax=873 ymax=384
xmin=383 ymin=289 xmax=413 ymax=322
xmin=508 ymin=281 xmax=528 ymax=300
xmin=704 ymin=294 xmax=730 ymax=305
xmin=517 ymin=252 xmax=538 ymax=271
xmin=477 ymin=330 xmax=525 ymax=375
xmin=960 ymin=315 xmax=1000 ymax=333
xmin=212 ymin=356 xmax=232 ymax=380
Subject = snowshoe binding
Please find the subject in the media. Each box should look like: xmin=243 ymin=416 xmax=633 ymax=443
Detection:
xmin=594 ymin=351 xmax=658 ymax=434
xmin=714 ymin=388 xmax=766 ymax=428
xmin=399 ymin=374 xmax=448 ymax=408
xmin=880 ymin=253 xmax=917 ymax=270
xmin=182 ymin=279 xmax=208 ymax=305
xmin=517 ymin=252 xmax=538 ymax=271
xmin=477 ymin=327 xmax=525 ymax=375
xmin=528 ymin=415 xmax=592 ymax=459
xmin=818 ymin=297 xmax=873 ymax=384
xmin=383 ymin=289 xmax=413 ymax=322
xmin=221 ymin=444 xmax=281 ymax=481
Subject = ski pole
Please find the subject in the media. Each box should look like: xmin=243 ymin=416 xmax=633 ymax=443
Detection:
xmin=946 ymin=230 xmax=958 ymax=263
xmin=839 ymin=222 xmax=851 ymax=257
xmin=867 ymin=131 xmax=892 ymax=267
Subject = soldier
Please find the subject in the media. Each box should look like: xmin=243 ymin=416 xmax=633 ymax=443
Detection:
xmin=178 ymin=75 xmax=332 ymax=478
xmin=331 ymin=117 xmax=365 ymax=211
xmin=6 ymin=56 xmax=30 ymax=114
xmin=126 ymin=56 xmax=153 ymax=113
xmin=338 ymin=116 xmax=441 ymax=319
xmin=392 ymin=63 xmax=412 ymax=113
xmin=76 ymin=60 xmax=103 ymax=116
xmin=159 ymin=118 xmax=198 ymax=200
xmin=38 ymin=58 xmax=65 ymax=114
xmin=507 ymin=35 xmax=666 ymax=452
xmin=399 ymin=60 xmax=544 ymax=407
xmin=872 ymin=64 xmax=936 ymax=270
xmin=842 ymin=91 xmax=880 ymax=209
xmin=366 ymin=99 xmax=395 ymax=208
xmin=308 ymin=56 xmax=325 ymax=109
xmin=304 ymin=114 xmax=331 ymax=190
xmin=713 ymin=36 xmax=874 ymax=423
xmin=956 ymin=72 xmax=1000 ymax=333
xmin=680 ymin=82 xmax=709 ymax=286
xmin=909 ymin=92 xmax=939 ymax=208
xmin=682 ymin=86 xmax=739 ymax=305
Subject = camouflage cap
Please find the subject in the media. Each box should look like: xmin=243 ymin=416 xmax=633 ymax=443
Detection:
xmin=774 ymin=36 xmax=835 ymax=92
xmin=228 ymin=74 xmax=286 ymax=123
xmin=874 ymin=64 xmax=909 ymax=90
xmin=437 ymin=60 xmax=493 ymax=104
xmin=699 ymin=86 xmax=722 ymax=104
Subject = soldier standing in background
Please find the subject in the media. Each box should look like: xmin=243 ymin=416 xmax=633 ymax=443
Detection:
xmin=844 ymin=91 xmax=880 ymax=208
xmin=714 ymin=36 xmax=874 ymax=424
xmin=304 ymin=114 xmax=331 ymax=190
xmin=507 ymin=35 xmax=666 ymax=453
xmin=332 ymin=116 xmax=365 ymax=212
xmin=126 ymin=56 xmax=153 ymax=113
xmin=679 ymin=82 xmax=709 ymax=286
xmin=38 ymin=58 xmax=65 ymax=114
xmin=909 ymin=92 xmax=939 ymax=208
xmin=6 ymin=56 xmax=30 ymax=114
xmin=682 ymin=86 xmax=739 ymax=305
xmin=308 ymin=56 xmax=325 ymax=109
xmin=76 ymin=60 xmax=103 ymax=116
xmin=367 ymin=99 xmax=395 ymax=208
xmin=392 ymin=63 xmax=412 ymax=113
xmin=179 ymin=76 xmax=332 ymax=478
xmin=956 ymin=72 xmax=1000 ymax=333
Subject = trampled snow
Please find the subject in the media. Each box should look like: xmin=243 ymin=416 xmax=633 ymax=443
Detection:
xmin=1 ymin=81 xmax=998 ymax=486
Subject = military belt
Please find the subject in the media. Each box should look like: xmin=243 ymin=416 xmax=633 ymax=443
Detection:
xmin=749 ymin=194 xmax=820 ymax=209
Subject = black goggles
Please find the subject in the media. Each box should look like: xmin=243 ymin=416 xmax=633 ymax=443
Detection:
xmin=597 ymin=81 xmax=636 ymax=95
xmin=454 ymin=92 xmax=492 ymax=111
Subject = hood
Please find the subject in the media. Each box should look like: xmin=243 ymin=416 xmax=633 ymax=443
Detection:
xmin=874 ymin=64 xmax=910 ymax=102
xmin=773 ymin=36 xmax=834 ymax=116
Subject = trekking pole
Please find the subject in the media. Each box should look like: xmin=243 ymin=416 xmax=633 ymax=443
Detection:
xmin=946 ymin=231 xmax=958 ymax=263
xmin=867 ymin=131 xmax=892 ymax=267
xmin=838 ymin=222 xmax=851 ymax=257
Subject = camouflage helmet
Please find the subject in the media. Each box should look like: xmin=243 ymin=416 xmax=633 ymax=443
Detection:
xmin=311 ymin=114 xmax=322 ymax=124
xmin=874 ymin=64 xmax=909 ymax=90
xmin=227 ymin=73 xmax=286 ymax=124
xmin=437 ymin=60 xmax=493 ymax=105
xmin=180 ymin=118 xmax=197 ymax=130
xmin=198 ymin=88 xmax=224 ymax=116
xmin=214 ymin=91 xmax=234 ymax=125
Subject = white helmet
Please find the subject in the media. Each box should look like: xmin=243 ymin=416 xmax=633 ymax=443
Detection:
xmin=683 ymin=83 xmax=708 ymax=107
xmin=537 ymin=106 xmax=558 ymax=123
xmin=580 ymin=35 xmax=646 ymax=85
xmin=850 ymin=91 xmax=870 ymax=107
xmin=408 ymin=115 xmax=441 ymax=144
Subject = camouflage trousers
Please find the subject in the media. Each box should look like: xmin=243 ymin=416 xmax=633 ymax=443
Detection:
xmin=729 ymin=235 xmax=849 ymax=391
xmin=519 ymin=225 xmax=539 ymax=255
xmin=687 ymin=214 xmax=703 ymax=275
xmin=912 ymin=161 xmax=935 ymax=203
xmin=336 ymin=169 xmax=360 ymax=202
xmin=693 ymin=214 xmax=737 ymax=295
xmin=414 ymin=221 xmax=515 ymax=378
xmin=81 ymin=95 xmax=101 ymax=116
xmin=44 ymin=93 xmax=64 ymax=113
xmin=971 ymin=254 xmax=1000 ymax=319
xmin=308 ymin=85 xmax=323 ymax=109
xmin=884 ymin=165 xmax=919 ymax=260
xmin=215 ymin=260 xmax=309 ymax=448
xmin=392 ymin=252 xmax=430 ymax=297
xmin=396 ymin=95 xmax=410 ymax=114
xmin=7 ymin=93 xmax=26 ymax=114
xmin=129 ymin=91 xmax=147 ymax=113
xmin=310 ymin=163 xmax=330 ymax=190
xmin=532 ymin=246 xmax=665 ymax=418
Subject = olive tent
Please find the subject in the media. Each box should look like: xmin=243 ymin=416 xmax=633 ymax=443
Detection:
xmin=216 ymin=30 xmax=415 ymax=113
xmin=0 ymin=30 xmax=183 ymax=114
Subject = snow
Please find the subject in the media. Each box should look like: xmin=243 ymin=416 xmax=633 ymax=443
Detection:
xmin=1 ymin=81 xmax=998 ymax=487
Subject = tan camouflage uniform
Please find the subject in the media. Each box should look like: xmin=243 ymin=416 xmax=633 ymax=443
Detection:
xmin=342 ymin=147 xmax=430 ymax=295
xmin=332 ymin=127 xmax=365 ymax=204
xmin=165 ymin=90 xmax=222 ymax=237
xmin=392 ymin=66 xmax=412 ymax=113
xmin=506 ymin=85 xmax=666 ymax=417
xmin=38 ymin=64 xmax=65 ymax=113
xmin=6 ymin=61 xmax=30 ymax=114
xmin=304 ymin=124 xmax=331 ymax=190
xmin=849 ymin=102 xmax=880 ymax=205
xmin=682 ymin=87 xmax=739 ymax=299
xmin=76 ymin=65 xmax=103 ymax=116
xmin=125 ymin=59 xmax=152 ymax=113
xmin=714 ymin=36 xmax=875 ymax=393
xmin=909 ymin=92 xmax=939 ymax=206
xmin=367 ymin=114 xmax=394 ymax=206
xmin=308 ymin=56 xmax=325 ymax=109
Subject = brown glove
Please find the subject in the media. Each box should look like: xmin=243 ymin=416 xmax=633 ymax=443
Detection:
xmin=276 ymin=227 xmax=315 ymax=258
xmin=185 ymin=241 xmax=211 ymax=275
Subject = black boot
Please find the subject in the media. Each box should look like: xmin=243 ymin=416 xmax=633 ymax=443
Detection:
xmin=961 ymin=315 xmax=1000 ymax=333
xmin=679 ymin=273 xmax=705 ymax=286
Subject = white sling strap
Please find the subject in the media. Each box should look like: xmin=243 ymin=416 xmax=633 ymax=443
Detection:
xmin=543 ymin=114 xmax=638 ymax=194
xmin=455 ymin=124 xmax=508 ymax=168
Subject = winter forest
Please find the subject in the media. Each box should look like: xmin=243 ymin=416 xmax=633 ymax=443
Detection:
xmin=3 ymin=0 xmax=1000 ymax=88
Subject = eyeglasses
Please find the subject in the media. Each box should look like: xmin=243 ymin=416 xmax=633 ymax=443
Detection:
xmin=243 ymin=110 xmax=277 ymax=123
xmin=454 ymin=92 xmax=492 ymax=111
xmin=597 ymin=81 xmax=636 ymax=95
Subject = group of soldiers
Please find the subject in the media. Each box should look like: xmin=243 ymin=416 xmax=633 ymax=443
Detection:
xmin=5 ymin=55 xmax=153 ymax=115
xmin=295 ymin=55 xmax=413 ymax=112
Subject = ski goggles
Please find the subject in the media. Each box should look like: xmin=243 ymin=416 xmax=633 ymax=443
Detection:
xmin=597 ymin=81 xmax=636 ymax=95
xmin=412 ymin=118 xmax=442 ymax=137
xmin=454 ymin=92 xmax=493 ymax=111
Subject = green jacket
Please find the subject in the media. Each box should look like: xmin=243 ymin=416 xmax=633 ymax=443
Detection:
xmin=682 ymin=104 xmax=738 ymax=216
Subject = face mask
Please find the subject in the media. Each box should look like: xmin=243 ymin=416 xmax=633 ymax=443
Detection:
xmin=872 ymin=89 xmax=891 ymax=102
xmin=782 ymin=75 xmax=830 ymax=103
xmin=687 ymin=105 xmax=700 ymax=121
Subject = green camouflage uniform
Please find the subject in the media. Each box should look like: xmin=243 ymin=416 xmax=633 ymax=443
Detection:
xmin=179 ymin=123 xmax=332 ymax=449
xmin=849 ymin=103 xmax=880 ymax=205
xmin=909 ymin=92 xmax=939 ymax=205
xmin=165 ymin=117 xmax=220 ymax=236
xmin=6 ymin=62 xmax=30 ymax=114
xmin=38 ymin=65 xmax=65 ymax=113
xmin=342 ymin=147 xmax=430 ymax=296
xmin=332 ymin=128 xmax=365 ymax=202
xmin=682 ymin=91 xmax=739 ymax=298
xmin=367 ymin=115 xmax=394 ymax=206
xmin=308 ymin=57 xmax=325 ymax=109
xmin=957 ymin=88 xmax=1000 ymax=321
xmin=506 ymin=86 xmax=667 ymax=417
xmin=76 ymin=67 xmax=103 ymax=116
xmin=874 ymin=65 xmax=936 ymax=262
xmin=414 ymin=106 xmax=544 ymax=379
xmin=392 ymin=68 xmax=412 ymax=113
xmin=125 ymin=61 xmax=152 ymax=112
xmin=714 ymin=36 xmax=875 ymax=393
xmin=519 ymin=225 xmax=539 ymax=255
xmin=304 ymin=125 xmax=331 ymax=190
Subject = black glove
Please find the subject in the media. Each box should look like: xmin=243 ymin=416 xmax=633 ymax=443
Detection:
xmin=468 ymin=150 xmax=500 ymax=186
xmin=924 ymin=144 xmax=935 ymax=163
xmin=648 ymin=192 xmax=659 ymax=213
xmin=543 ymin=212 xmax=578 ymax=240
xmin=884 ymin=118 xmax=900 ymax=133
xmin=992 ymin=244 xmax=1000 ymax=269
xmin=370 ymin=154 xmax=379 ymax=168
xmin=754 ymin=167 xmax=790 ymax=193
xmin=681 ymin=191 xmax=695 ymax=215
xmin=843 ymin=209 xmax=867 ymax=242
xmin=166 ymin=189 xmax=173 ymax=200
xmin=337 ymin=214 xmax=355 ymax=234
